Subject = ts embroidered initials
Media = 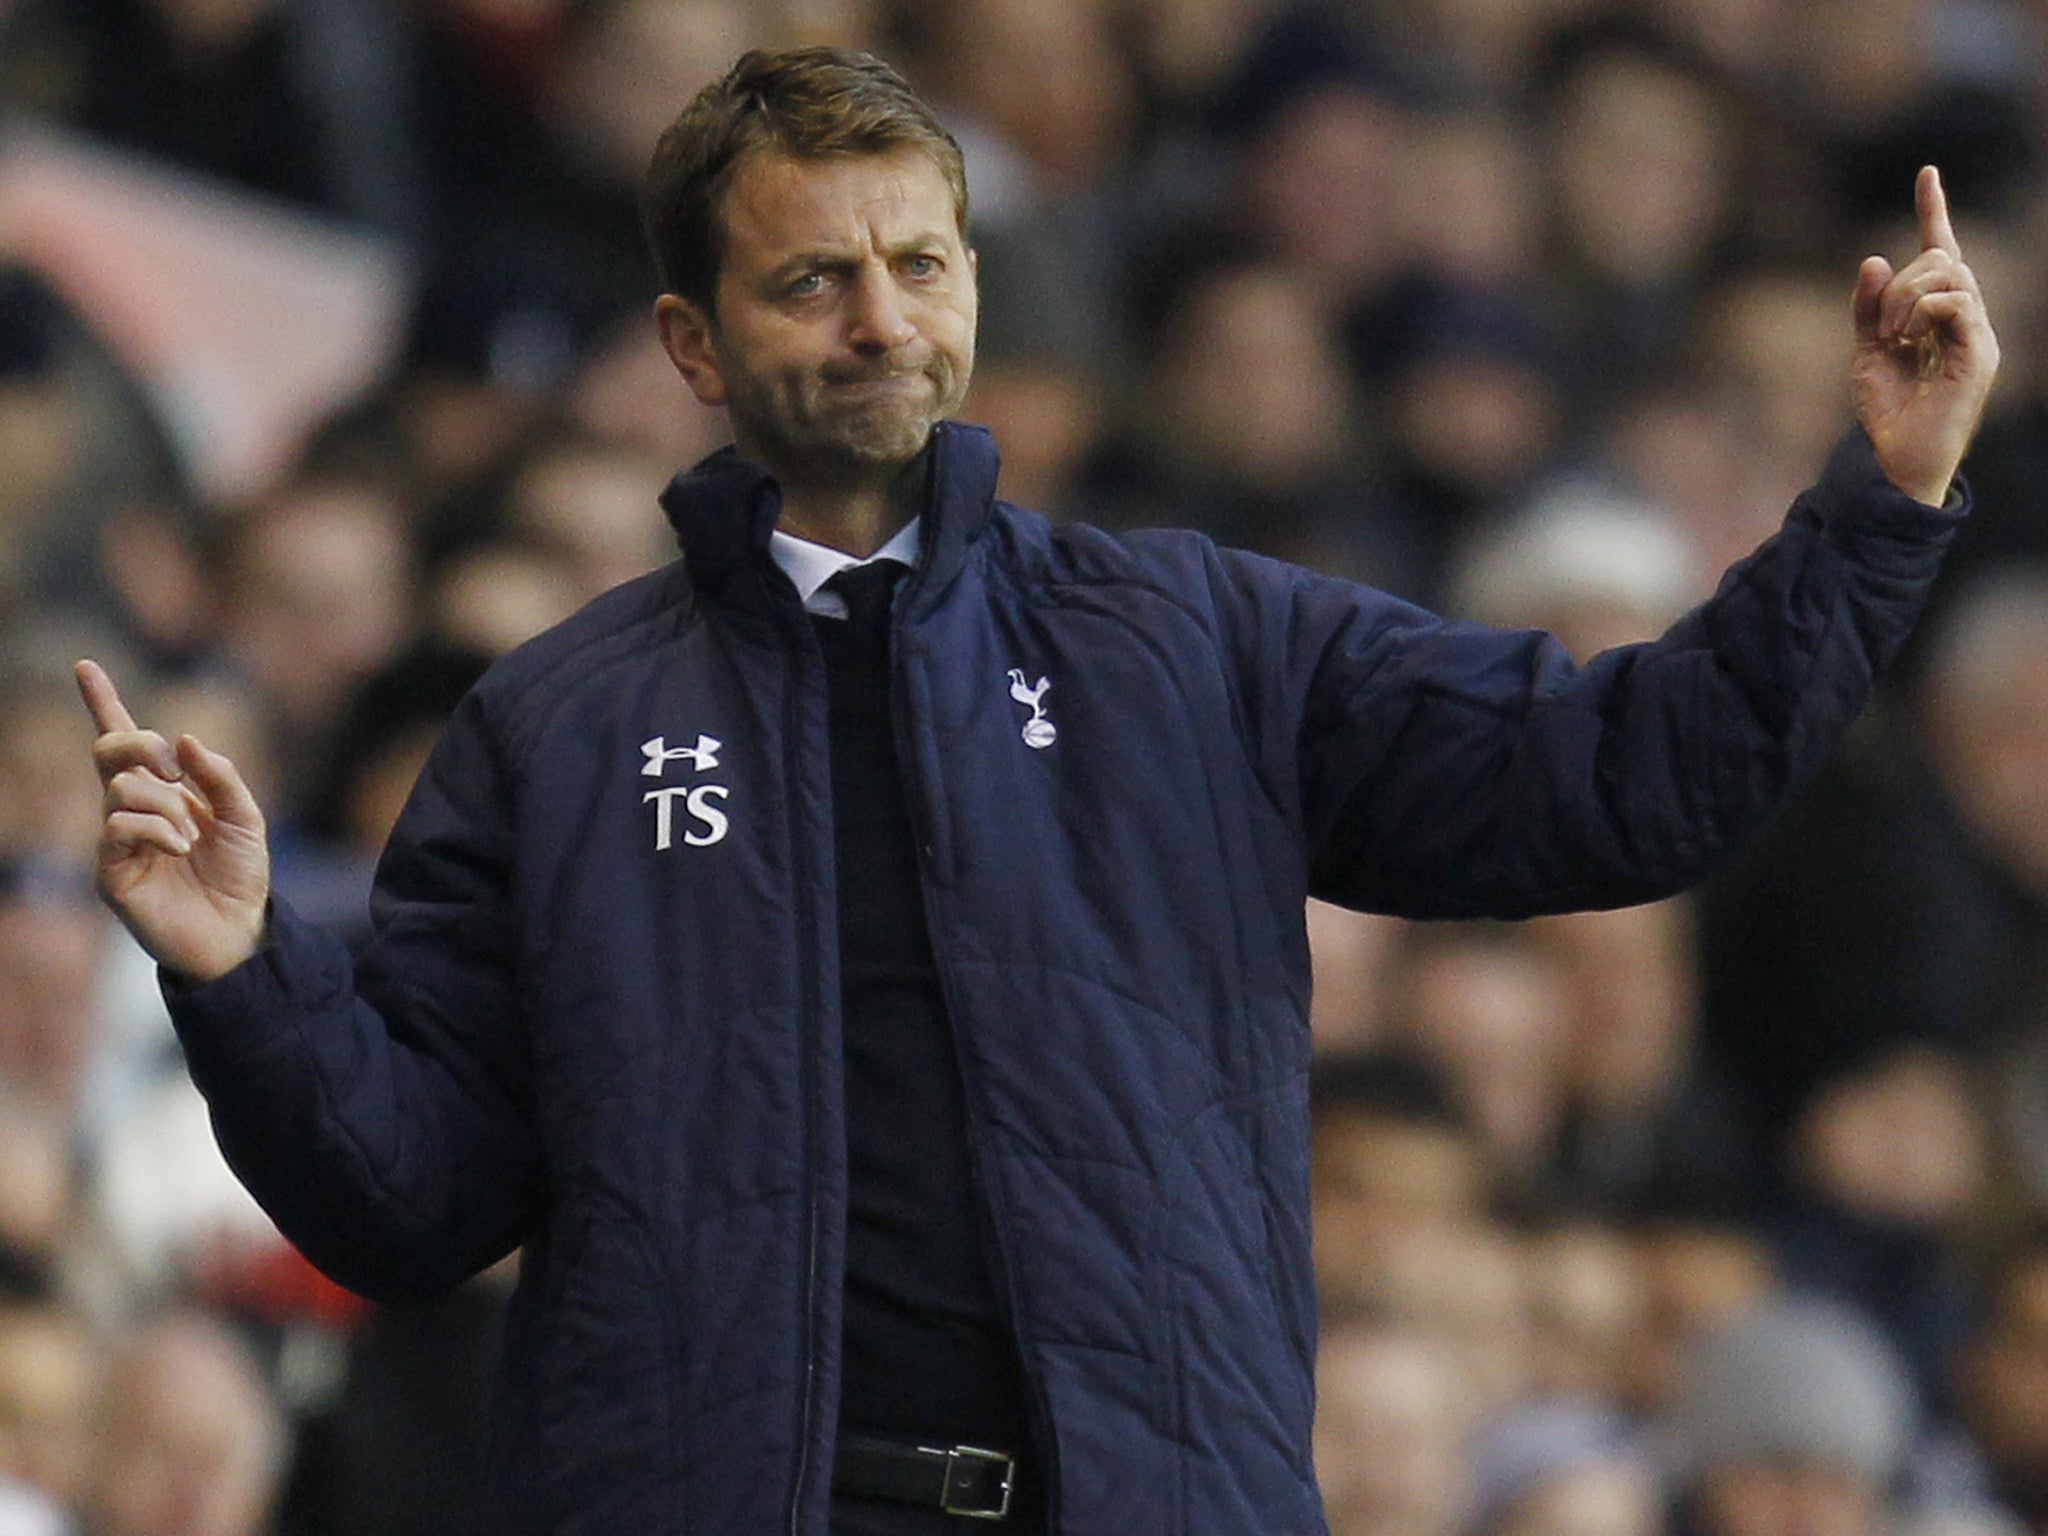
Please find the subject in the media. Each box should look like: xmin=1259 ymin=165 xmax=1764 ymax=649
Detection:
xmin=640 ymin=733 xmax=730 ymax=849
xmin=1007 ymin=670 xmax=1056 ymax=749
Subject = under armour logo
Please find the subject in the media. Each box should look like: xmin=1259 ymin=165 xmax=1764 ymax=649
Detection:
xmin=1007 ymin=669 xmax=1056 ymax=750
xmin=641 ymin=734 xmax=722 ymax=776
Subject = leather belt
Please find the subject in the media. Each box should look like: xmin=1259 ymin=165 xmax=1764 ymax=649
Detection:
xmin=833 ymin=1431 xmax=1019 ymax=1520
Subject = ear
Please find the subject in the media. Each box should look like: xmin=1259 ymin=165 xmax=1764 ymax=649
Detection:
xmin=655 ymin=294 xmax=728 ymax=408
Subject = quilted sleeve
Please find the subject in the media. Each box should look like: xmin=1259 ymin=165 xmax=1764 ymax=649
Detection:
xmin=1218 ymin=430 xmax=1967 ymax=919
xmin=164 ymin=686 xmax=540 ymax=1300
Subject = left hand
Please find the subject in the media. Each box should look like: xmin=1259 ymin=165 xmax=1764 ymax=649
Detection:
xmin=1850 ymin=165 xmax=2000 ymax=507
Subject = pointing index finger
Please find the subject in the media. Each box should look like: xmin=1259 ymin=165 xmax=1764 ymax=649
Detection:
xmin=75 ymin=659 xmax=138 ymax=736
xmin=1918 ymin=165 xmax=1961 ymax=258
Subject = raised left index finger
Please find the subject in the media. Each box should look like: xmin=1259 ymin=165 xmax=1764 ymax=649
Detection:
xmin=1918 ymin=165 xmax=1961 ymax=258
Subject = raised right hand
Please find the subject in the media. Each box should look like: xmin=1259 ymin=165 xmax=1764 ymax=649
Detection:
xmin=77 ymin=659 xmax=270 ymax=982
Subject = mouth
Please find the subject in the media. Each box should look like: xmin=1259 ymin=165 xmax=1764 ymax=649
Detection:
xmin=825 ymin=373 xmax=930 ymax=398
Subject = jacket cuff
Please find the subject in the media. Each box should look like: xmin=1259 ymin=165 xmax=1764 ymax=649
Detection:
xmin=160 ymin=896 xmax=350 ymax=1066
xmin=1808 ymin=427 xmax=1971 ymax=530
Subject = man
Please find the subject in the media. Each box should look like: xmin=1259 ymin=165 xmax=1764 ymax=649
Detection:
xmin=78 ymin=46 xmax=1994 ymax=1536
xmin=80 ymin=1312 xmax=289 ymax=1536
xmin=1665 ymin=1295 xmax=1921 ymax=1536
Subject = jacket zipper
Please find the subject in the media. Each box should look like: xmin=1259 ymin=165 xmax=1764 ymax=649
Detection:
xmin=786 ymin=616 xmax=830 ymax=1536
xmin=889 ymin=616 xmax=1063 ymax=1532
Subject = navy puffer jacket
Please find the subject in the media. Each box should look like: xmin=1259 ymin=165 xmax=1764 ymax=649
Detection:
xmin=168 ymin=422 xmax=1960 ymax=1534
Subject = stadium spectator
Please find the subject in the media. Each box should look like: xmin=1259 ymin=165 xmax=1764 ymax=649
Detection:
xmin=0 ymin=1304 xmax=97 ymax=1511
xmin=1316 ymin=1320 xmax=1480 ymax=1536
xmin=1955 ymin=1234 xmax=2048 ymax=1534
xmin=1467 ymin=1401 xmax=1663 ymax=1536
xmin=79 ymin=1312 xmax=289 ymax=1536
xmin=1665 ymin=1295 xmax=1923 ymax=1536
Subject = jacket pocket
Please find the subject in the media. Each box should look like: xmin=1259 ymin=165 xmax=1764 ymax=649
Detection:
xmin=532 ymin=1179 xmax=680 ymax=1526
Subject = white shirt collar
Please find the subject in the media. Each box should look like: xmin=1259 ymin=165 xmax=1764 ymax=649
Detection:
xmin=768 ymin=518 xmax=923 ymax=618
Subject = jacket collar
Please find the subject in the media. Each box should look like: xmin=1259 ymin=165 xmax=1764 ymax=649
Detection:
xmin=659 ymin=420 xmax=1001 ymax=618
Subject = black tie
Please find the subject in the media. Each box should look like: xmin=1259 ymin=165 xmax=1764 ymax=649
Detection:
xmin=822 ymin=560 xmax=905 ymax=649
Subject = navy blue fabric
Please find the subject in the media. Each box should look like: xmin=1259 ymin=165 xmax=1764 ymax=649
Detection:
xmin=165 ymin=421 xmax=1963 ymax=1534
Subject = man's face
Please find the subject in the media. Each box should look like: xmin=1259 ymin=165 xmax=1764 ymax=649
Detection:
xmin=658 ymin=147 xmax=977 ymax=483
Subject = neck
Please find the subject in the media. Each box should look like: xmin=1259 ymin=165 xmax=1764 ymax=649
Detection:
xmin=757 ymin=444 xmax=933 ymax=558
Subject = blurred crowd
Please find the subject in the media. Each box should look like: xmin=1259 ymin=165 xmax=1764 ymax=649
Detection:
xmin=0 ymin=0 xmax=2046 ymax=1532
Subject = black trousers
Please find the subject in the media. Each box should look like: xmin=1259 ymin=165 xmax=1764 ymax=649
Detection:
xmin=829 ymin=1494 xmax=1048 ymax=1535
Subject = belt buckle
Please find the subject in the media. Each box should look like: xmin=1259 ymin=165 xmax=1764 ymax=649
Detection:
xmin=934 ymin=1443 xmax=1015 ymax=1520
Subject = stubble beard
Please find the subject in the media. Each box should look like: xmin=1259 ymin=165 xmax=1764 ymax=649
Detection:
xmin=816 ymin=377 xmax=943 ymax=466
xmin=731 ymin=357 xmax=968 ymax=487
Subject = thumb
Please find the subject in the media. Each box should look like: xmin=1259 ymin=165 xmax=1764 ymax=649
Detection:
xmin=176 ymin=735 xmax=264 ymax=831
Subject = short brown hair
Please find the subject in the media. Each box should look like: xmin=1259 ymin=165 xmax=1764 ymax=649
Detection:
xmin=640 ymin=47 xmax=969 ymax=313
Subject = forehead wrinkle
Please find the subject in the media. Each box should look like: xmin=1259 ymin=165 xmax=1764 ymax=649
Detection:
xmin=720 ymin=150 xmax=960 ymax=274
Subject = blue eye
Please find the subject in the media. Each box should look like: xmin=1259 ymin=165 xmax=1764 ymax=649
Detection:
xmin=787 ymin=273 xmax=825 ymax=298
xmin=904 ymin=254 xmax=941 ymax=278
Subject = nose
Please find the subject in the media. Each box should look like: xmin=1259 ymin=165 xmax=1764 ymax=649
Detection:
xmin=845 ymin=264 xmax=916 ymax=354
